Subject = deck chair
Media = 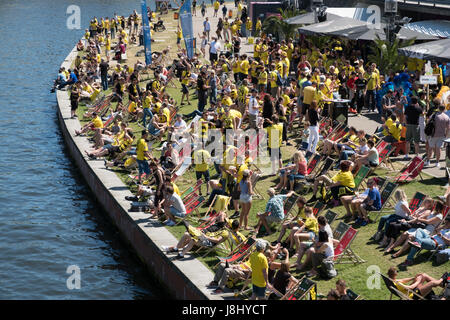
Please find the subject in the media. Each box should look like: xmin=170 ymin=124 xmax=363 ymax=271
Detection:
xmin=183 ymin=195 xmax=205 ymax=219
xmin=197 ymin=195 xmax=231 ymax=225
xmin=304 ymin=151 xmax=313 ymax=162
xmin=333 ymin=222 xmax=351 ymax=241
xmin=250 ymin=172 xmax=264 ymax=200
xmin=346 ymin=289 xmax=362 ymax=300
xmin=180 ymin=179 xmax=203 ymax=200
xmin=312 ymin=157 xmax=335 ymax=178
xmin=283 ymin=193 xmax=299 ymax=219
xmin=281 ymin=276 xmax=317 ymax=300
xmin=379 ymin=273 xmax=426 ymax=300
xmin=333 ymin=226 xmax=365 ymax=264
xmin=299 ymin=141 xmax=309 ymax=151
xmin=408 ymin=192 xmax=427 ymax=214
xmin=353 ymin=165 xmax=371 ymax=191
xmin=306 ymin=154 xmax=321 ymax=176
xmin=375 ymin=141 xmax=395 ymax=171
xmin=367 ymin=181 xmax=398 ymax=220
xmin=323 ymin=210 xmax=338 ymax=224
xmin=215 ymin=237 xmax=256 ymax=268
xmin=373 ymin=176 xmax=387 ymax=190
xmin=312 ymin=201 xmax=325 ymax=217
xmin=171 ymin=156 xmax=192 ymax=182
xmin=394 ymin=156 xmax=425 ymax=183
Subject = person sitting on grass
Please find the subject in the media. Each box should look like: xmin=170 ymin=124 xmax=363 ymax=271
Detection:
xmin=276 ymin=150 xmax=307 ymax=192
xmin=161 ymin=219 xmax=239 ymax=260
xmin=254 ymin=188 xmax=295 ymax=236
xmin=307 ymin=160 xmax=355 ymax=206
xmin=75 ymin=112 xmax=103 ymax=136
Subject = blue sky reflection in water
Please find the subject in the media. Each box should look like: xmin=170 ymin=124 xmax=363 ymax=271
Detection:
xmin=0 ymin=0 xmax=169 ymax=299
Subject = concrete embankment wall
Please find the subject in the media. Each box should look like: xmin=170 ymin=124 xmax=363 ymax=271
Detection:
xmin=56 ymin=45 xmax=218 ymax=300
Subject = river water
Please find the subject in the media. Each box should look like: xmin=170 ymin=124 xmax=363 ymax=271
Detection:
xmin=0 ymin=0 xmax=169 ymax=299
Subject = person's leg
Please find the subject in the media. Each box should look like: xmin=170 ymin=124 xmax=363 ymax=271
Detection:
xmin=340 ymin=195 xmax=354 ymax=216
xmin=213 ymin=262 xmax=227 ymax=284
xmin=295 ymin=243 xmax=309 ymax=268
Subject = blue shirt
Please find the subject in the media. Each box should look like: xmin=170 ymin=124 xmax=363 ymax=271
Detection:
xmin=204 ymin=21 xmax=210 ymax=31
xmin=265 ymin=195 xmax=287 ymax=220
xmin=69 ymin=72 xmax=78 ymax=83
xmin=367 ymin=188 xmax=381 ymax=210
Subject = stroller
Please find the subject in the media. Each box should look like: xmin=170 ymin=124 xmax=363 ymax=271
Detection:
xmin=153 ymin=19 xmax=166 ymax=32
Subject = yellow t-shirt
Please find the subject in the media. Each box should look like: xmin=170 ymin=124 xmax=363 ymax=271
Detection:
xmin=366 ymin=71 xmax=379 ymax=90
xmin=221 ymin=96 xmax=233 ymax=107
xmin=136 ymin=138 xmax=149 ymax=161
xmin=270 ymin=71 xmax=278 ymax=88
xmin=258 ymin=71 xmax=268 ymax=85
xmin=194 ymin=149 xmax=210 ymax=172
xmin=304 ymin=217 xmax=319 ymax=234
xmin=267 ymin=123 xmax=283 ymax=149
xmin=382 ymin=118 xmax=393 ymax=136
xmin=250 ymin=251 xmax=269 ymax=288
xmin=388 ymin=122 xmax=402 ymax=141
xmin=162 ymin=107 xmax=171 ymax=125
xmin=92 ymin=116 xmax=103 ymax=128
xmin=331 ymin=171 xmax=355 ymax=188
xmin=214 ymin=1 xmax=220 ymax=10
xmin=240 ymin=60 xmax=250 ymax=75
xmin=303 ymin=86 xmax=315 ymax=105
xmin=236 ymin=163 xmax=248 ymax=184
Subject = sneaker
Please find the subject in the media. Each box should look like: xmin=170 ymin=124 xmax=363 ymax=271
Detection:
xmin=355 ymin=217 xmax=362 ymax=224
xmin=167 ymin=220 xmax=176 ymax=226
xmin=425 ymin=160 xmax=430 ymax=166
xmin=230 ymin=211 xmax=240 ymax=219
xmin=212 ymin=288 xmax=224 ymax=295
xmin=408 ymin=241 xmax=421 ymax=249
xmin=175 ymin=252 xmax=184 ymax=259
xmin=125 ymin=196 xmax=139 ymax=201
xmin=403 ymin=155 xmax=410 ymax=160
xmin=161 ymin=245 xmax=177 ymax=253
xmin=360 ymin=220 xmax=368 ymax=226
xmin=401 ymin=259 xmax=413 ymax=267
xmin=436 ymin=162 xmax=441 ymax=168
xmin=371 ymin=231 xmax=383 ymax=242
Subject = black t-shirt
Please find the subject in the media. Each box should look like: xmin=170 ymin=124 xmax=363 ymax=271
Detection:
xmin=197 ymin=76 xmax=206 ymax=94
xmin=355 ymin=78 xmax=366 ymax=90
xmin=233 ymin=39 xmax=241 ymax=53
xmin=263 ymin=101 xmax=274 ymax=120
xmin=99 ymin=62 xmax=109 ymax=76
xmin=405 ymin=103 xmax=423 ymax=125
xmin=272 ymin=270 xmax=291 ymax=295
xmin=309 ymin=108 xmax=319 ymax=126
xmin=115 ymin=82 xmax=123 ymax=96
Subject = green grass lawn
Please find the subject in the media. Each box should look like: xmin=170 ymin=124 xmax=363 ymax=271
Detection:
xmin=71 ymin=17 xmax=449 ymax=299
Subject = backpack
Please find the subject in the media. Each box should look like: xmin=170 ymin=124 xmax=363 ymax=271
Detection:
xmin=276 ymin=71 xmax=283 ymax=87
xmin=424 ymin=113 xmax=436 ymax=137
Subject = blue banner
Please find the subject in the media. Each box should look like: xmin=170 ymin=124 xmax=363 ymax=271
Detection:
xmin=179 ymin=0 xmax=194 ymax=59
xmin=141 ymin=0 xmax=152 ymax=65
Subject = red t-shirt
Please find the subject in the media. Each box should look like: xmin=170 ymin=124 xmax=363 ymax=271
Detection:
xmin=297 ymin=160 xmax=308 ymax=175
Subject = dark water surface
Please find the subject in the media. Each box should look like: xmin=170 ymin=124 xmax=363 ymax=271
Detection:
xmin=0 ymin=0 xmax=169 ymax=299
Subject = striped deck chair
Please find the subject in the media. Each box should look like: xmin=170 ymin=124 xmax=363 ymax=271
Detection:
xmin=374 ymin=141 xmax=395 ymax=171
xmin=306 ymin=154 xmax=321 ymax=176
xmin=332 ymin=226 xmax=365 ymax=264
xmin=329 ymin=126 xmax=349 ymax=142
xmin=312 ymin=157 xmax=335 ymax=179
xmin=304 ymin=151 xmax=313 ymax=162
xmin=102 ymin=111 xmax=119 ymax=128
xmin=367 ymin=181 xmax=398 ymax=221
xmin=215 ymin=237 xmax=256 ymax=268
xmin=333 ymin=221 xmax=350 ymax=241
xmin=183 ymin=195 xmax=205 ymax=219
xmin=250 ymin=172 xmax=264 ymax=200
xmin=196 ymin=195 xmax=231 ymax=225
xmin=346 ymin=289 xmax=363 ymax=300
xmin=408 ymin=192 xmax=427 ymax=214
xmin=171 ymin=156 xmax=192 ymax=182
xmin=353 ymin=165 xmax=371 ymax=191
xmin=281 ymin=276 xmax=318 ymax=300
xmin=394 ymin=156 xmax=425 ymax=183
xmin=180 ymin=179 xmax=203 ymax=200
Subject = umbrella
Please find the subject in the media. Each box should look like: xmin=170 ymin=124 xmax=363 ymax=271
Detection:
xmin=398 ymin=38 xmax=450 ymax=62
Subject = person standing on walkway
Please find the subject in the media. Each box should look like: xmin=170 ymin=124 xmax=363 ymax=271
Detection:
xmin=197 ymin=70 xmax=209 ymax=113
xmin=192 ymin=0 xmax=197 ymax=16
xmin=426 ymin=104 xmax=450 ymax=167
xmin=136 ymin=130 xmax=151 ymax=184
xmin=99 ymin=59 xmax=109 ymax=91
xmin=404 ymin=96 xmax=423 ymax=159
xmin=201 ymin=1 xmax=206 ymax=17
xmin=213 ymin=0 xmax=220 ymax=17
xmin=203 ymin=17 xmax=211 ymax=41
xmin=209 ymin=37 xmax=219 ymax=63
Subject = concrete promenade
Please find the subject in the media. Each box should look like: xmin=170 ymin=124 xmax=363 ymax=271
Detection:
xmin=56 ymin=46 xmax=221 ymax=300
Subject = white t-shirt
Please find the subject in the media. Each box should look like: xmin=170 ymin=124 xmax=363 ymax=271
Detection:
xmin=321 ymin=224 xmax=334 ymax=242
xmin=248 ymin=96 xmax=259 ymax=116
xmin=425 ymin=212 xmax=443 ymax=234
xmin=357 ymin=144 xmax=369 ymax=155
xmin=394 ymin=200 xmax=410 ymax=218
xmin=174 ymin=119 xmax=187 ymax=130
xmin=170 ymin=193 xmax=186 ymax=214
xmin=322 ymin=242 xmax=334 ymax=258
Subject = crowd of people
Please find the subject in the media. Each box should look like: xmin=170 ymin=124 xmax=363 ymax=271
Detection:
xmin=56 ymin=1 xmax=450 ymax=300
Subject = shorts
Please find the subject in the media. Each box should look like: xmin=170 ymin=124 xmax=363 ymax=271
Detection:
xmin=177 ymin=37 xmax=181 ymax=44
xmin=199 ymin=238 xmax=214 ymax=247
xmin=270 ymin=86 xmax=278 ymax=97
xmin=70 ymin=99 xmax=78 ymax=111
xmin=266 ymin=214 xmax=283 ymax=223
xmin=240 ymin=193 xmax=252 ymax=203
xmin=429 ymin=136 xmax=444 ymax=148
xmin=252 ymin=285 xmax=266 ymax=298
xmin=137 ymin=159 xmax=150 ymax=175
xmin=288 ymin=173 xmax=305 ymax=181
xmin=301 ymin=103 xmax=310 ymax=115
xmin=181 ymin=84 xmax=189 ymax=94
xmin=195 ymin=170 xmax=210 ymax=182
xmin=170 ymin=206 xmax=186 ymax=218
xmin=307 ymin=231 xmax=316 ymax=240
xmin=406 ymin=124 xmax=420 ymax=143
xmin=361 ymin=203 xmax=379 ymax=211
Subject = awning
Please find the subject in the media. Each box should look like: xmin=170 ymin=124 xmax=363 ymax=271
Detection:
xmin=330 ymin=24 xmax=439 ymax=41
xmin=398 ymin=38 xmax=450 ymax=62
xmin=285 ymin=7 xmax=372 ymax=25
xmin=404 ymin=20 xmax=450 ymax=39
xmin=285 ymin=12 xmax=342 ymax=25
xmin=298 ymin=16 xmax=367 ymax=36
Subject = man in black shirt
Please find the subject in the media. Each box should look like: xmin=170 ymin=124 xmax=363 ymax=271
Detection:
xmin=99 ymin=59 xmax=109 ymax=91
xmin=197 ymin=70 xmax=209 ymax=112
xmin=128 ymin=78 xmax=141 ymax=103
xmin=354 ymin=72 xmax=367 ymax=114
xmin=404 ymin=96 xmax=423 ymax=159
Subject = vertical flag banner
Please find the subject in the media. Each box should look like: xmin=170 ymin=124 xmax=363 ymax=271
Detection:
xmin=141 ymin=0 xmax=152 ymax=65
xmin=179 ymin=0 xmax=194 ymax=59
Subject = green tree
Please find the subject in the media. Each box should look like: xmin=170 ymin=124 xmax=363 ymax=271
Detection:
xmin=368 ymin=36 xmax=415 ymax=74
xmin=262 ymin=8 xmax=304 ymax=41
